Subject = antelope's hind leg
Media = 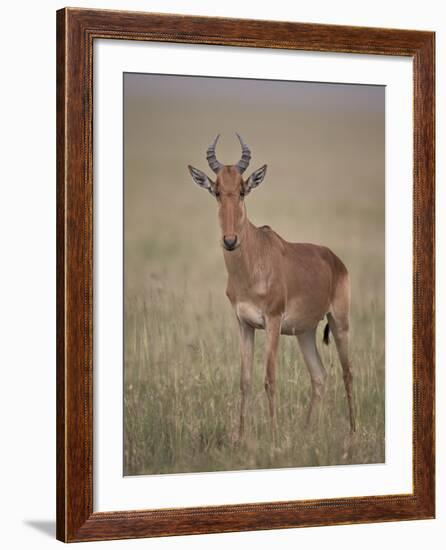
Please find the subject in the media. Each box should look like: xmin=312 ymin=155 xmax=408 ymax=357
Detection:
xmin=297 ymin=329 xmax=327 ymax=428
xmin=238 ymin=320 xmax=255 ymax=440
xmin=327 ymin=270 xmax=356 ymax=433
xmin=327 ymin=312 xmax=356 ymax=433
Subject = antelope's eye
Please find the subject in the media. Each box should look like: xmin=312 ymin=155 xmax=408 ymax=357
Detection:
xmin=240 ymin=191 xmax=245 ymax=198
xmin=215 ymin=191 xmax=220 ymax=198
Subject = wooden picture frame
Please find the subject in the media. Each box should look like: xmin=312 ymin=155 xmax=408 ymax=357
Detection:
xmin=56 ymin=7 xmax=435 ymax=542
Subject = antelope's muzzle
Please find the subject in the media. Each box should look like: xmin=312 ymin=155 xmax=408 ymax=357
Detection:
xmin=223 ymin=235 xmax=238 ymax=251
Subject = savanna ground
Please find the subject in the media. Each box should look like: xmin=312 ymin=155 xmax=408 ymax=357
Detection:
xmin=123 ymin=74 xmax=385 ymax=475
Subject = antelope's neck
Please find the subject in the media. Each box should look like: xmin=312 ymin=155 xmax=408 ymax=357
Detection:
xmin=223 ymin=219 xmax=260 ymax=284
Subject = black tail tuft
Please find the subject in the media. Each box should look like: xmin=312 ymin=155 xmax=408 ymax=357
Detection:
xmin=323 ymin=322 xmax=330 ymax=345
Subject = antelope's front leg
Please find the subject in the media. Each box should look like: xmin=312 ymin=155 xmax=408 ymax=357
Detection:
xmin=264 ymin=316 xmax=282 ymax=441
xmin=238 ymin=320 xmax=255 ymax=440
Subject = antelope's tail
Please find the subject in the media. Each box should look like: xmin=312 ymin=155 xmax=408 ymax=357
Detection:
xmin=323 ymin=321 xmax=330 ymax=345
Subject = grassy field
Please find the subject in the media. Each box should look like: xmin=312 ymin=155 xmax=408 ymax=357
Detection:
xmin=123 ymin=75 xmax=385 ymax=476
xmin=124 ymin=287 xmax=384 ymax=475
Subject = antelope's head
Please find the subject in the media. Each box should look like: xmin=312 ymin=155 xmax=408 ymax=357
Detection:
xmin=188 ymin=134 xmax=267 ymax=251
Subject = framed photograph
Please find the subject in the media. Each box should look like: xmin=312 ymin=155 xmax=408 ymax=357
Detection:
xmin=56 ymin=8 xmax=435 ymax=542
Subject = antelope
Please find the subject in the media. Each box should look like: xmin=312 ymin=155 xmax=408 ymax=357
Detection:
xmin=188 ymin=134 xmax=355 ymax=440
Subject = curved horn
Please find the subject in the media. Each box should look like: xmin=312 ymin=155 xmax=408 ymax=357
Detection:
xmin=206 ymin=134 xmax=223 ymax=173
xmin=235 ymin=133 xmax=251 ymax=174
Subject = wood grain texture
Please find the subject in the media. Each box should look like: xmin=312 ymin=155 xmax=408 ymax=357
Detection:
xmin=56 ymin=7 xmax=435 ymax=542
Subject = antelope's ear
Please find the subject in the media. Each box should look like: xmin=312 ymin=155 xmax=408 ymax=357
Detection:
xmin=244 ymin=165 xmax=267 ymax=194
xmin=188 ymin=165 xmax=216 ymax=196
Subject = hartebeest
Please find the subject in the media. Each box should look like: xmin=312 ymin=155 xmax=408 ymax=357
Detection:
xmin=188 ymin=134 xmax=355 ymax=440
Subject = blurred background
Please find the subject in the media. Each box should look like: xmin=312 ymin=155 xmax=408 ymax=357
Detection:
xmin=123 ymin=73 xmax=385 ymax=475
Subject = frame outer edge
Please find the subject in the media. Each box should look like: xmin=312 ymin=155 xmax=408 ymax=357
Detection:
xmin=414 ymin=31 xmax=435 ymax=518
xmin=56 ymin=7 xmax=67 ymax=543
xmin=431 ymin=31 xmax=436 ymax=519
xmin=57 ymin=7 xmax=94 ymax=542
